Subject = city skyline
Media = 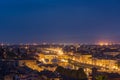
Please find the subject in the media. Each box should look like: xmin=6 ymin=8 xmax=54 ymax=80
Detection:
xmin=0 ymin=0 xmax=120 ymax=43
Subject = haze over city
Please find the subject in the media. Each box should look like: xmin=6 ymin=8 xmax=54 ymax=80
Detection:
xmin=0 ymin=0 xmax=120 ymax=43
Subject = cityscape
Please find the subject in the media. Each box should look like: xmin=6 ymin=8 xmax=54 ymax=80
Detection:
xmin=1 ymin=0 xmax=120 ymax=80
xmin=0 ymin=43 xmax=120 ymax=80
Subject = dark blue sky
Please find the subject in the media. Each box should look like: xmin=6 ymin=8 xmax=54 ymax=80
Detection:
xmin=0 ymin=0 xmax=120 ymax=43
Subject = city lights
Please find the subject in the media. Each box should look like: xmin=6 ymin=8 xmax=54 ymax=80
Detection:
xmin=99 ymin=42 xmax=109 ymax=46
xmin=1 ymin=43 xmax=120 ymax=80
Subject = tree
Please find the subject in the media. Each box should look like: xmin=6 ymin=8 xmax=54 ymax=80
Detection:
xmin=95 ymin=75 xmax=108 ymax=80
xmin=77 ymin=68 xmax=87 ymax=80
xmin=56 ymin=66 xmax=88 ymax=80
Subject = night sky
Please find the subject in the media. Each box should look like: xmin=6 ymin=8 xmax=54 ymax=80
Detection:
xmin=0 ymin=0 xmax=120 ymax=43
